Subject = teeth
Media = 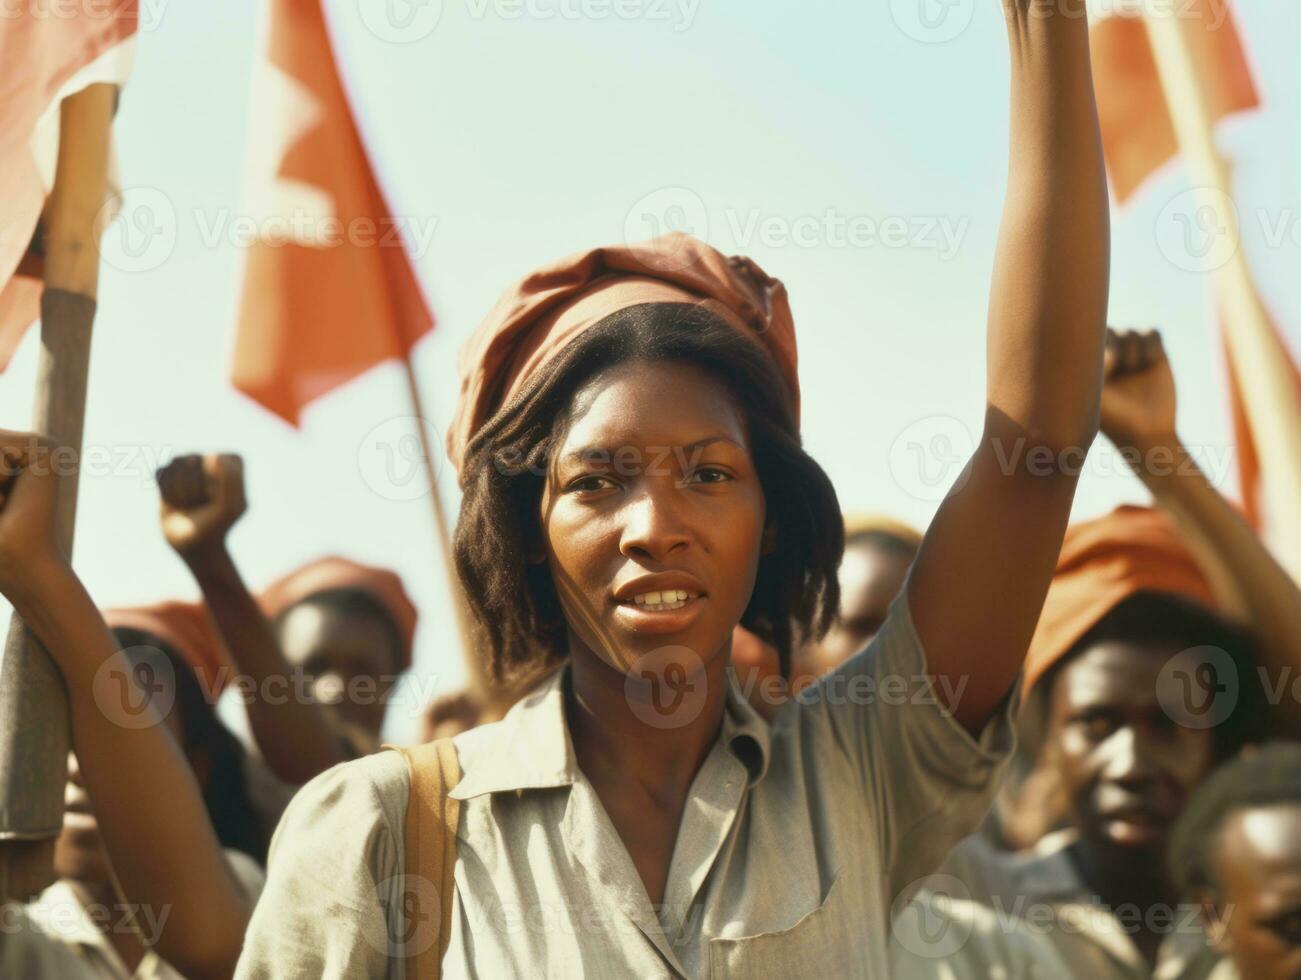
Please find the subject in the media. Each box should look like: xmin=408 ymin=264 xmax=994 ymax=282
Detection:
xmin=632 ymin=589 xmax=692 ymax=607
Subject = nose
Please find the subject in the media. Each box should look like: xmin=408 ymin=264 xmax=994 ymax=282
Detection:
xmin=1100 ymin=726 xmax=1159 ymax=787
xmin=619 ymin=485 xmax=691 ymax=563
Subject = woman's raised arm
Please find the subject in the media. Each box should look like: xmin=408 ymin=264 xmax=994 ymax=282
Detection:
xmin=907 ymin=0 xmax=1110 ymax=734
xmin=0 ymin=433 xmax=251 ymax=980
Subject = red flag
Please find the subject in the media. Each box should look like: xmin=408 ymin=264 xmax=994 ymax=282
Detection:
xmin=0 ymin=1 xmax=137 ymax=370
xmin=1222 ymin=313 xmax=1301 ymax=529
xmin=231 ymin=0 xmax=434 ymax=425
xmin=1088 ymin=0 xmax=1259 ymax=204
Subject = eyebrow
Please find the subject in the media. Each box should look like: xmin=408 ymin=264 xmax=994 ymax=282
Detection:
xmin=559 ymin=435 xmax=744 ymax=464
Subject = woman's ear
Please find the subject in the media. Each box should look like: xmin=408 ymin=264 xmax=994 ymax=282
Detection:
xmin=760 ymin=524 xmax=778 ymax=556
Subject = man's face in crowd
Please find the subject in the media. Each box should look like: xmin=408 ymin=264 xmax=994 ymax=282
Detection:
xmin=278 ymin=601 xmax=399 ymax=737
xmin=1047 ymin=641 xmax=1217 ymax=857
xmin=1208 ymin=803 xmax=1301 ymax=980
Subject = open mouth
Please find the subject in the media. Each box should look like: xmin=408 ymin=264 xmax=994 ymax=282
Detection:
xmin=612 ymin=590 xmax=707 ymax=634
xmin=623 ymin=589 xmax=699 ymax=612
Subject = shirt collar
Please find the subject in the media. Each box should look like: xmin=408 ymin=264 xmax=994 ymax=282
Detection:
xmin=721 ymin=664 xmax=771 ymax=786
xmin=450 ymin=662 xmax=772 ymax=801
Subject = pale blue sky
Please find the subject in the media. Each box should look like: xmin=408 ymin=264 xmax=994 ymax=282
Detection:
xmin=2 ymin=0 xmax=1297 ymax=742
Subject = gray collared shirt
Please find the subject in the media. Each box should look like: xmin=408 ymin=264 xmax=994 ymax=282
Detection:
xmin=236 ymin=590 xmax=1017 ymax=979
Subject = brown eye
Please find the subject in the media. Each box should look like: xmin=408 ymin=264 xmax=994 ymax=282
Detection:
xmin=686 ymin=467 xmax=732 ymax=485
xmin=568 ymin=475 xmax=617 ymax=494
xmin=1076 ymin=710 xmax=1117 ymax=742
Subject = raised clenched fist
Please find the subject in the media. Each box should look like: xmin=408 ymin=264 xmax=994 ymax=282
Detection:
xmin=157 ymin=453 xmax=247 ymax=557
xmin=1100 ymin=327 xmax=1178 ymax=450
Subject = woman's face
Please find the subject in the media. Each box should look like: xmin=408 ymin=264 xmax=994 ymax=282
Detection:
xmin=539 ymin=360 xmax=769 ymax=677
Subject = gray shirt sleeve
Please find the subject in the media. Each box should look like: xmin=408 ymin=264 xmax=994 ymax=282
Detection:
xmin=235 ymin=750 xmax=411 ymax=980
xmin=790 ymin=585 xmax=1021 ymax=904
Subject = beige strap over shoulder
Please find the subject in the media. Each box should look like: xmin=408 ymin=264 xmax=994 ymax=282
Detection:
xmin=383 ymin=738 xmax=462 ymax=980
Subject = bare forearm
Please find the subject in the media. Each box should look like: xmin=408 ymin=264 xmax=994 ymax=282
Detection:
xmin=183 ymin=543 xmax=345 ymax=782
xmin=909 ymin=2 xmax=1108 ymax=734
xmin=989 ymin=0 xmax=1110 ymax=448
xmin=1134 ymin=437 xmax=1301 ymax=729
xmin=12 ymin=558 xmax=248 ymax=980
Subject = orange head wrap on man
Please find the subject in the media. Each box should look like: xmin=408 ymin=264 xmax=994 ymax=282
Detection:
xmin=259 ymin=556 xmax=419 ymax=673
xmin=1022 ymin=505 xmax=1218 ymax=696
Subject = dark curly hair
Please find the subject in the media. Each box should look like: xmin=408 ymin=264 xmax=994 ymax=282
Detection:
xmin=453 ymin=302 xmax=844 ymax=685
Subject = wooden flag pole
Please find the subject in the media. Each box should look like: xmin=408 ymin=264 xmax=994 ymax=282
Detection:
xmin=1143 ymin=7 xmax=1301 ymax=582
xmin=398 ymin=355 xmax=502 ymax=712
xmin=0 ymin=83 xmax=115 ymax=902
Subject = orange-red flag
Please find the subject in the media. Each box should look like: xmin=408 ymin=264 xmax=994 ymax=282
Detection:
xmin=232 ymin=0 xmax=434 ymax=425
xmin=0 ymin=2 xmax=137 ymax=370
xmin=1222 ymin=312 xmax=1301 ymax=529
xmin=1088 ymin=0 xmax=1259 ymax=204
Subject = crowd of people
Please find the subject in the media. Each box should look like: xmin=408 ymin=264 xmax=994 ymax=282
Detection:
xmin=2 ymin=2 xmax=1300 ymax=978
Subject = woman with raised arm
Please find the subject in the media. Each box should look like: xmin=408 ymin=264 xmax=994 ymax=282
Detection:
xmin=0 ymin=441 xmax=257 ymax=980
xmin=237 ymin=1 xmax=1109 ymax=976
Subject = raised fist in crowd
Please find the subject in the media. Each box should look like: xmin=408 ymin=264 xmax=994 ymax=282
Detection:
xmin=1099 ymin=326 xmax=1178 ymax=449
xmin=157 ymin=453 xmax=247 ymax=557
